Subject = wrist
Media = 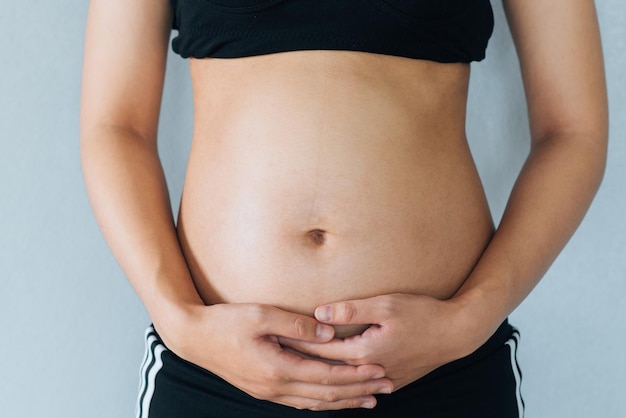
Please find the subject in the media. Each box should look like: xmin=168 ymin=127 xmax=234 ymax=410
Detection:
xmin=151 ymin=299 xmax=211 ymax=352
xmin=446 ymin=289 xmax=505 ymax=357
xmin=137 ymin=269 xmax=207 ymax=343
xmin=152 ymin=302 xmax=227 ymax=374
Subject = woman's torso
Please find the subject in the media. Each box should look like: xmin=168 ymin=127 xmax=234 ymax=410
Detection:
xmin=177 ymin=50 xmax=493 ymax=336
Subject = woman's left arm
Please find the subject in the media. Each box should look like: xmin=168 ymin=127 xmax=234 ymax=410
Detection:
xmin=443 ymin=0 xmax=609 ymax=352
xmin=279 ymin=0 xmax=608 ymax=389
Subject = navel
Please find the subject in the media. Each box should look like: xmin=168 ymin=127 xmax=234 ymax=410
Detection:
xmin=306 ymin=228 xmax=327 ymax=246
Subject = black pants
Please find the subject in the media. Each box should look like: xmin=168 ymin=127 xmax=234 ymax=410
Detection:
xmin=136 ymin=320 xmax=524 ymax=417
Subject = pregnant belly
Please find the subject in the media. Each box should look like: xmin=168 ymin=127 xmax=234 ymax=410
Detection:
xmin=177 ymin=51 xmax=494 ymax=337
xmin=177 ymin=133 xmax=494 ymax=337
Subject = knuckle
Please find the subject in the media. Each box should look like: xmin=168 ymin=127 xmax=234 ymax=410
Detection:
xmin=362 ymin=386 xmax=374 ymax=396
xmin=256 ymin=384 xmax=278 ymax=400
xmin=321 ymin=390 xmax=339 ymax=403
xmin=248 ymin=304 xmax=268 ymax=325
xmin=379 ymin=295 xmax=397 ymax=316
xmin=293 ymin=316 xmax=310 ymax=339
xmin=307 ymin=401 xmax=326 ymax=412
xmin=345 ymin=398 xmax=366 ymax=409
xmin=316 ymin=374 xmax=331 ymax=386
xmin=339 ymin=302 xmax=358 ymax=322
xmin=260 ymin=364 xmax=283 ymax=383
xmin=353 ymin=348 xmax=370 ymax=364
xmin=246 ymin=383 xmax=274 ymax=401
xmin=267 ymin=369 xmax=284 ymax=383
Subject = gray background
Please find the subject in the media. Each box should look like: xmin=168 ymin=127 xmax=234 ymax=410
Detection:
xmin=1 ymin=1 xmax=624 ymax=417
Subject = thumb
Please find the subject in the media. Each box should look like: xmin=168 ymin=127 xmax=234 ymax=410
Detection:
xmin=256 ymin=306 xmax=335 ymax=342
xmin=315 ymin=295 xmax=388 ymax=326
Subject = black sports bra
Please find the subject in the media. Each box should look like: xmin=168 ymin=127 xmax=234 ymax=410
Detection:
xmin=170 ymin=0 xmax=494 ymax=63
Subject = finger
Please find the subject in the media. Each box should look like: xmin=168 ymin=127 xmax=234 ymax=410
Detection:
xmin=282 ymin=352 xmax=386 ymax=385
xmin=315 ymin=295 xmax=393 ymax=325
xmin=253 ymin=305 xmax=334 ymax=342
xmin=280 ymin=336 xmax=361 ymax=363
xmin=281 ymin=344 xmax=348 ymax=365
xmin=274 ymin=394 xmax=378 ymax=411
xmin=284 ymin=378 xmax=393 ymax=404
xmin=275 ymin=377 xmax=394 ymax=411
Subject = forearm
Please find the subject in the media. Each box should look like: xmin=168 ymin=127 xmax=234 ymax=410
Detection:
xmin=81 ymin=126 xmax=205 ymax=339
xmin=453 ymin=132 xmax=607 ymax=345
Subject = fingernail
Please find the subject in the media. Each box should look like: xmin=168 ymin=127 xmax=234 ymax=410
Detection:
xmin=316 ymin=324 xmax=333 ymax=340
xmin=377 ymin=387 xmax=392 ymax=394
xmin=371 ymin=371 xmax=385 ymax=380
xmin=316 ymin=306 xmax=332 ymax=322
xmin=361 ymin=401 xmax=375 ymax=409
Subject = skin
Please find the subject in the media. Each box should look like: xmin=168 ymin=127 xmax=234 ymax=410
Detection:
xmin=80 ymin=0 xmax=607 ymax=412
xmin=179 ymin=50 xmax=491 ymax=331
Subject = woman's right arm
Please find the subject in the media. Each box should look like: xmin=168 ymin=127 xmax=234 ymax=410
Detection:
xmin=80 ymin=0 xmax=391 ymax=410
xmin=80 ymin=0 xmax=203 ymax=343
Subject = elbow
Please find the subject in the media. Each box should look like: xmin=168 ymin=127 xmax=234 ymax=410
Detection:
xmin=531 ymin=124 xmax=608 ymax=191
xmin=580 ymin=124 xmax=609 ymax=187
xmin=79 ymin=122 xmax=158 ymax=161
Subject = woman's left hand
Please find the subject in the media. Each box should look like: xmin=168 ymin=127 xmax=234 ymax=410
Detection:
xmin=278 ymin=293 xmax=481 ymax=390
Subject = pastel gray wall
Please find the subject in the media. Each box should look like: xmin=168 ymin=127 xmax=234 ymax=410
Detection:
xmin=0 ymin=1 xmax=623 ymax=417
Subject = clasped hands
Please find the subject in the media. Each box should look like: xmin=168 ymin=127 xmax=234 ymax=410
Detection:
xmin=174 ymin=293 xmax=475 ymax=411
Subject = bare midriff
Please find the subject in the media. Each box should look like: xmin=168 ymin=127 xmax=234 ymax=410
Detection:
xmin=177 ymin=50 xmax=494 ymax=337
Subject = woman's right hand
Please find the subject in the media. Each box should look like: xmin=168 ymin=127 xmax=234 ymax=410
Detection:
xmin=160 ymin=303 xmax=393 ymax=411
